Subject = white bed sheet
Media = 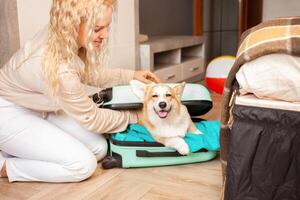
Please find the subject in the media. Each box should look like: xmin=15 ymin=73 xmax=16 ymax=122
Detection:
xmin=235 ymin=94 xmax=300 ymax=112
xmin=236 ymin=54 xmax=300 ymax=103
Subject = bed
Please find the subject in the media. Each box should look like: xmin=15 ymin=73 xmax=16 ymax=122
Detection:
xmin=225 ymin=94 xmax=300 ymax=199
xmin=220 ymin=16 xmax=300 ymax=200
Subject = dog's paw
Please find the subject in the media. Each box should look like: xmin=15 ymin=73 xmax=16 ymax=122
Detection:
xmin=191 ymin=129 xmax=203 ymax=135
xmin=177 ymin=143 xmax=190 ymax=155
xmin=188 ymin=123 xmax=203 ymax=135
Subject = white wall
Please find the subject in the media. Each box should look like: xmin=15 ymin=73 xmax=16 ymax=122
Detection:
xmin=108 ymin=0 xmax=139 ymax=70
xmin=0 ymin=0 xmax=20 ymax=67
xmin=263 ymin=0 xmax=300 ymax=21
xmin=17 ymin=0 xmax=51 ymax=46
xmin=16 ymin=0 xmax=139 ymax=70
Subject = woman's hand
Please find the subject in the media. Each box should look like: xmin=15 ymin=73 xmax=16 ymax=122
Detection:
xmin=133 ymin=70 xmax=161 ymax=83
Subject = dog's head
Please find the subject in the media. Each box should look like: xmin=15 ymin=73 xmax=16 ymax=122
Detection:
xmin=130 ymin=80 xmax=185 ymax=119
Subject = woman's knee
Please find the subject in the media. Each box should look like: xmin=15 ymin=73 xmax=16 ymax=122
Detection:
xmin=93 ymin=139 xmax=108 ymax=161
xmin=64 ymin=151 xmax=97 ymax=182
xmin=47 ymin=111 xmax=108 ymax=161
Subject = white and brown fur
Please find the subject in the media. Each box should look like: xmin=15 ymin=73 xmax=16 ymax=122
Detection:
xmin=130 ymin=80 xmax=201 ymax=155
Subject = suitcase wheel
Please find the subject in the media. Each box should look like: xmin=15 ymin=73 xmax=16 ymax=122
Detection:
xmin=101 ymin=156 xmax=121 ymax=169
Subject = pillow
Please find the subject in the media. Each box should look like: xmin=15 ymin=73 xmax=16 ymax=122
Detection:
xmin=236 ymin=53 xmax=300 ymax=102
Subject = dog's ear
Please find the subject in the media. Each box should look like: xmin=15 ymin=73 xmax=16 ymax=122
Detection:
xmin=130 ymin=80 xmax=146 ymax=100
xmin=173 ymin=82 xmax=186 ymax=97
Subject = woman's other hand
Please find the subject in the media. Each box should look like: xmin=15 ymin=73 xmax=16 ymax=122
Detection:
xmin=133 ymin=71 xmax=161 ymax=83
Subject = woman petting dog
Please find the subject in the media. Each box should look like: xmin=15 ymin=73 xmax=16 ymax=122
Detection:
xmin=0 ymin=0 xmax=159 ymax=182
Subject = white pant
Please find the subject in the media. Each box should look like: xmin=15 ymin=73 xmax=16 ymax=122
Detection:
xmin=0 ymin=97 xmax=108 ymax=182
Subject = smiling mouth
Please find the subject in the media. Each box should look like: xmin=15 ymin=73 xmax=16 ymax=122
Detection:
xmin=154 ymin=108 xmax=171 ymax=119
xmin=94 ymin=40 xmax=103 ymax=47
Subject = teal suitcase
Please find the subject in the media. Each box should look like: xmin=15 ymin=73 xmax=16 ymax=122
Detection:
xmin=91 ymin=83 xmax=219 ymax=169
xmin=102 ymin=120 xmax=218 ymax=169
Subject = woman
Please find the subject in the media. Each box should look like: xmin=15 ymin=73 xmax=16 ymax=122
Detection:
xmin=0 ymin=0 xmax=159 ymax=182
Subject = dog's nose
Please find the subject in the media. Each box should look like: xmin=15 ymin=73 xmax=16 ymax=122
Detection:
xmin=159 ymin=102 xmax=167 ymax=109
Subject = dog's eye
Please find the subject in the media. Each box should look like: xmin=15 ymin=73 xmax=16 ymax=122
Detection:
xmin=166 ymin=94 xmax=172 ymax=97
xmin=152 ymin=95 xmax=158 ymax=98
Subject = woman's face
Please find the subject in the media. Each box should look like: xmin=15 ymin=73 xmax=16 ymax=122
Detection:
xmin=78 ymin=6 xmax=113 ymax=49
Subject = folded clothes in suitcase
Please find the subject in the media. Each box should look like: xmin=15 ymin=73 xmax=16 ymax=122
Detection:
xmin=91 ymin=83 xmax=220 ymax=169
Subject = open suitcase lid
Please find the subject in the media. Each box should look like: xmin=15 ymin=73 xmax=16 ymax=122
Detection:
xmin=92 ymin=83 xmax=212 ymax=116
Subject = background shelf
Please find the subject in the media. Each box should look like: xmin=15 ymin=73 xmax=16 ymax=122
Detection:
xmin=140 ymin=36 xmax=205 ymax=82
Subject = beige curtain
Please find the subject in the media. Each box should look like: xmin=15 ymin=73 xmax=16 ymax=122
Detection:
xmin=0 ymin=0 xmax=20 ymax=68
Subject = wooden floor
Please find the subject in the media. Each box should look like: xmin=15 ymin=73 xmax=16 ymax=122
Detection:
xmin=0 ymin=93 xmax=223 ymax=200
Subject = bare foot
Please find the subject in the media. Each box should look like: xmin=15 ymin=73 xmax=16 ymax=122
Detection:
xmin=1 ymin=161 xmax=7 ymax=178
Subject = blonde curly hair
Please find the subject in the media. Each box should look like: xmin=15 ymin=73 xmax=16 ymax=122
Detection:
xmin=43 ymin=0 xmax=116 ymax=96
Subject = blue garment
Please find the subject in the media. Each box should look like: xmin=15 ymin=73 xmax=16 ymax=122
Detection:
xmin=112 ymin=120 xmax=220 ymax=152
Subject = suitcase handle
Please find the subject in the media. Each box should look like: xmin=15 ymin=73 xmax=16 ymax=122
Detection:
xmin=136 ymin=148 xmax=208 ymax=157
xmin=136 ymin=150 xmax=182 ymax=157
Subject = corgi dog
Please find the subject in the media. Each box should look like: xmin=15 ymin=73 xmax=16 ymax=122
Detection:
xmin=130 ymin=80 xmax=201 ymax=155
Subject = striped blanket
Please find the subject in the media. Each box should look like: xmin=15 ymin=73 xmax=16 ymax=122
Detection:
xmin=220 ymin=17 xmax=300 ymax=181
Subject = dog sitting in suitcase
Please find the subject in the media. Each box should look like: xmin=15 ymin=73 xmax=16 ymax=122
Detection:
xmin=130 ymin=80 xmax=202 ymax=155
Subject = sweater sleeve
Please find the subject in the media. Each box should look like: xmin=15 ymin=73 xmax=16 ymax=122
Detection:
xmin=56 ymin=67 xmax=137 ymax=134
xmin=87 ymin=68 xmax=135 ymax=88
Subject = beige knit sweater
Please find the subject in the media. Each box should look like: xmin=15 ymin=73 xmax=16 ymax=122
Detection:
xmin=0 ymin=26 xmax=137 ymax=134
